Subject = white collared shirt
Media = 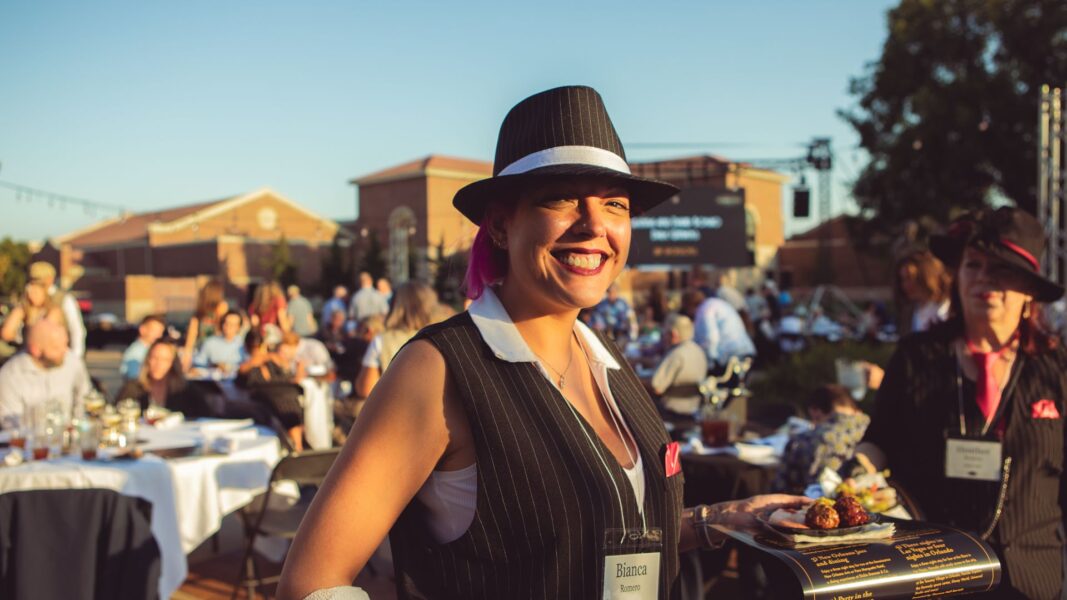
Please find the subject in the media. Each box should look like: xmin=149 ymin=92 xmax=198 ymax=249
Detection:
xmin=416 ymin=287 xmax=646 ymax=544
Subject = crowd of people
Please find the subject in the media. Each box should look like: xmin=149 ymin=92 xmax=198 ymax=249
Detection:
xmin=0 ymin=260 xmax=452 ymax=453
xmin=1 ymin=85 xmax=1063 ymax=600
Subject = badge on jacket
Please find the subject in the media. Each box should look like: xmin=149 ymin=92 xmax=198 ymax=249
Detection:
xmin=664 ymin=442 xmax=681 ymax=478
xmin=1031 ymin=399 xmax=1061 ymax=419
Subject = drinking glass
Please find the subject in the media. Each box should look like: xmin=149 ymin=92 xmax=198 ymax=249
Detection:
xmin=100 ymin=406 xmax=122 ymax=447
xmin=699 ymin=395 xmax=732 ymax=448
xmin=7 ymin=415 xmax=26 ymax=449
xmin=117 ymin=398 xmax=141 ymax=422
xmin=85 ymin=391 xmax=107 ymax=418
xmin=80 ymin=420 xmax=101 ymax=460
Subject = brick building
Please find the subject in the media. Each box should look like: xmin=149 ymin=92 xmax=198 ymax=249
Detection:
xmin=349 ymin=155 xmax=492 ymax=283
xmin=775 ymin=215 xmax=895 ymax=301
xmin=629 ymin=155 xmax=788 ymax=279
xmin=349 ymin=153 xmax=787 ymax=296
xmin=36 ymin=188 xmax=351 ymax=323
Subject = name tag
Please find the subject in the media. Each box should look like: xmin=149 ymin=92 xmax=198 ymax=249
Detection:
xmin=603 ymin=552 xmax=660 ymax=599
xmin=945 ymin=438 xmax=1003 ymax=481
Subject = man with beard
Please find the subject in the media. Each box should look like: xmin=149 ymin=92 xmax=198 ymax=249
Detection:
xmin=0 ymin=319 xmax=92 ymax=429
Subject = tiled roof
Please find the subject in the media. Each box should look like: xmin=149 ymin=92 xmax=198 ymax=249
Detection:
xmin=60 ymin=196 xmax=236 ymax=248
xmin=352 ymin=155 xmax=493 ymax=185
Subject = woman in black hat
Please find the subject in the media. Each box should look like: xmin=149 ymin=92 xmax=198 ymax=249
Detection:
xmin=278 ymin=86 xmax=805 ymax=600
xmin=860 ymin=207 xmax=1067 ymax=599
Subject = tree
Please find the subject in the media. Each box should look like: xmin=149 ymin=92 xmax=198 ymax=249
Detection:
xmin=0 ymin=238 xmax=31 ymax=301
xmin=361 ymin=229 xmax=386 ymax=281
xmin=431 ymin=238 xmax=469 ymax=307
xmin=319 ymin=235 xmax=355 ymax=296
xmin=265 ymin=234 xmax=297 ymax=287
xmin=840 ymin=0 xmax=1067 ymax=231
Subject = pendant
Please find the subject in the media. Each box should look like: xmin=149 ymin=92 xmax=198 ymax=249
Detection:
xmin=559 ymin=375 xmax=565 ymax=388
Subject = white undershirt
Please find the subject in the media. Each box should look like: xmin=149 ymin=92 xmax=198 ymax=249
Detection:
xmin=415 ymin=289 xmax=646 ymax=544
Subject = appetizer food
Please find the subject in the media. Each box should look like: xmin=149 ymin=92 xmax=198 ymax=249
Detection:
xmin=834 ymin=495 xmax=870 ymax=527
xmin=767 ymin=495 xmax=875 ymax=533
xmin=834 ymin=476 xmax=897 ymax=513
xmin=805 ymin=498 xmax=841 ymax=529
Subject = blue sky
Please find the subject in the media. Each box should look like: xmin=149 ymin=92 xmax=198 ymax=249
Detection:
xmin=0 ymin=0 xmax=897 ymax=242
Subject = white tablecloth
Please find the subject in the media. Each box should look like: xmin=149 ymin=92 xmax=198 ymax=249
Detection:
xmin=0 ymin=420 xmax=281 ymax=599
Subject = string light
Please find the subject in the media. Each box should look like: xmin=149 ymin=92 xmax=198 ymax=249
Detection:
xmin=0 ymin=180 xmax=125 ymax=216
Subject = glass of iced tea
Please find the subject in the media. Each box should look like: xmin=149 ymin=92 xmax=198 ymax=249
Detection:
xmin=31 ymin=433 xmax=50 ymax=461
xmin=80 ymin=421 xmax=101 ymax=460
xmin=700 ymin=418 xmax=731 ymax=448
xmin=3 ymin=416 xmax=25 ymax=448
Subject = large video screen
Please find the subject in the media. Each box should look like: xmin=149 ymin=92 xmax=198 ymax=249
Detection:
xmin=628 ymin=187 xmax=751 ymax=267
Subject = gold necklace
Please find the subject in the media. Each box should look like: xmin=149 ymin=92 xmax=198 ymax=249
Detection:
xmin=537 ymin=333 xmax=576 ymax=388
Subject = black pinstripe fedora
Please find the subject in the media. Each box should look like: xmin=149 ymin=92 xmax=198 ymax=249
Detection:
xmin=453 ymin=85 xmax=679 ymax=224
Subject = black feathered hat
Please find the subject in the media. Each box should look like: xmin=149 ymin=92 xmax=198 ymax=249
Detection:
xmin=930 ymin=207 xmax=1064 ymax=303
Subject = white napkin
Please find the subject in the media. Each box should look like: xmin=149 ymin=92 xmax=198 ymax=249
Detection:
xmin=735 ymin=443 xmax=776 ymax=462
xmin=209 ymin=428 xmax=259 ymax=454
xmin=153 ymin=413 xmax=185 ymax=430
xmin=781 ymin=522 xmax=896 ymax=545
xmin=197 ymin=418 xmax=254 ymax=433
xmin=2 ymin=448 xmax=23 ymax=467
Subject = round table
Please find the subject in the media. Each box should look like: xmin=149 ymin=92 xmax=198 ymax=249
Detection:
xmin=0 ymin=419 xmax=281 ymax=598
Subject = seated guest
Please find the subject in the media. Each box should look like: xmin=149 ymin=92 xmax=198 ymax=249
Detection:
xmin=119 ymin=314 xmax=167 ymax=380
xmin=29 ymin=261 xmax=87 ymax=358
xmin=593 ymin=283 xmax=637 ymax=341
xmin=286 ymin=284 xmax=317 ymax=338
xmin=182 ymin=279 xmax=230 ymax=371
xmin=319 ymin=286 xmax=348 ymax=333
xmin=115 ymin=340 xmax=210 ymax=417
xmin=0 ymin=280 xmax=64 ymax=347
xmin=354 ymin=282 xmax=437 ymax=398
xmin=771 ymin=384 xmax=870 ymax=494
xmin=648 ymin=314 xmax=708 ymax=419
xmin=296 ymin=336 xmax=334 ymax=377
xmin=0 ymin=320 xmax=91 ymax=429
xmin=193 ymin=310 xmax=246 ymax=374
xmin=693 ymin=295 xmax=756 ymax=370
xmin=334 ymin=315 xmax=383 ymax=400
xmin=239 ymin=330 xmax=306 ymax=450
xmin=318 ymin=309 xmax=351 ymax=357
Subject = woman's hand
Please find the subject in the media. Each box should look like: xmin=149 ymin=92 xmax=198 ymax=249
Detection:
xmin=710 ymin=494 xmax=812 ymax=530
xmin=860 ymin=361 xmax=885 ymax=391
xmin=680 ymin=494 xmax=812 ymax=552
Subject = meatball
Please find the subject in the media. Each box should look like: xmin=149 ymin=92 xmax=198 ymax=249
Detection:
xmin=805 ymin=501 xmax=840 ymax=529
xmin=834 ymin=495 xmax=870 ymax=527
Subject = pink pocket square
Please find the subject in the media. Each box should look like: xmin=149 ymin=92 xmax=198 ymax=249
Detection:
xmin=1031 ymin=399 xmax=1061 ymax=419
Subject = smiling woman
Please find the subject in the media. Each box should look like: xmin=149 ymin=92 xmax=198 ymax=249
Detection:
xmin=277 ymin=86 xmax=809 ymax=600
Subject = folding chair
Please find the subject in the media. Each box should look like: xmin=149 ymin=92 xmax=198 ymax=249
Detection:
xmin=231 ymin=448 xmax=341 ymax=599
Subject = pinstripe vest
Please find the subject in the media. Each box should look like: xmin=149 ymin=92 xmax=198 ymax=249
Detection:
xmin=391 ymin=313 xmax=683 ymax=599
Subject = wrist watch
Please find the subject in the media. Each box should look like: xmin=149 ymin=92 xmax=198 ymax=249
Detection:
xmin=686 ymin=504 xmax=726 ymax=550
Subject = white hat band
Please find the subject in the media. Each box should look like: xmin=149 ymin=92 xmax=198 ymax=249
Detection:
xmin=497 ymin=145 xmax=632 ymax=177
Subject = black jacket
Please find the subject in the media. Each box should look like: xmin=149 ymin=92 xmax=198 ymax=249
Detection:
xmin=116 ymin=379 xmax=211 ymax=419
xmin=865 ymin=323 xmax=1067 ymax=599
